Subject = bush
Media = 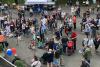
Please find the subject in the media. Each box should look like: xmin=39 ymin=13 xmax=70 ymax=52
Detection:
xmin=1 ymin=0 xmax=25 ymax=4
xmin=14 ymin=60 xmax=25 ymax=67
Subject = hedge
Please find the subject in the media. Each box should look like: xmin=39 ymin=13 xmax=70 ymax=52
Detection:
xmin=0 ymin=0 xmax=25 ymax=4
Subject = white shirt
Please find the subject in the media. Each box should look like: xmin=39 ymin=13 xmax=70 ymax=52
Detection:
xmin=41 ymin=18 xmax=47 ymax=25
xmin=22 ymin=24 xmax=26 ymax=29
xmin=83 ymin=38 xmax=89 ymax=46
xmin=88 ymin=39 xmax=94 ymax=48
xmin=0 ymin=17 xmax=4 ymax=20
xmin=61 ymin=11 xmax=66 ymax=18
xmin=0 ymin=5 xmax=4 ymax=9
xmin=30 ymin=9 xmax=33 ymax=13
xmin=86 ymin=0 xmax=89 ymax=5
xmin=4 ymin=21 xmax=8 ymax=24
xmin=31 ymin=61 xmax=41 ymax=67
xmin=84 ymin=24 xmax=91 ymax=32
xmin=30 ymin=27 xmax=35 ymax=33
xmin=98 ymin=19 xmax=100 ymax=26
xmin=71 ymin=7 xmax=74 ymax=13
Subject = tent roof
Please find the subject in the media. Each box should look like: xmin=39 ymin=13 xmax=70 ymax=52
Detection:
xmin=25 ymin=0 xmax=55 ymax=5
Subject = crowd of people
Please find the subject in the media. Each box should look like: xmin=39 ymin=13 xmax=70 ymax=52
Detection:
xmin=0 ymin=3 xmax=100 ymax=67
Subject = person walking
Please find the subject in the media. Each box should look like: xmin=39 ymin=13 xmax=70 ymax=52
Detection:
xmin=72 ymin=15 xmax=77 ymax=29
xmin=31 ymin=56 xmax=41 ymax=67
xmin=84 ymin=23 xmax=91 ymax=38
xmin=82 ymin=46 xmax=92 ymax=67
xmin=46 ymin=49 xmax=54 ymax=67
xmin=94 ymin=35 xmax=100 ymax=52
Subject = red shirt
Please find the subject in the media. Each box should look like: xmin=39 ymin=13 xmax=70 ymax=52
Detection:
xmin=73 ymin=16 xmax=76 ymax=23
xmin=71 ymin=32 xmax=77 ymax=38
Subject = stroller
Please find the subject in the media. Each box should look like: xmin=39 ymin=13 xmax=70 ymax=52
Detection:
xmin=67 ymin=41 xmax=74 ymax=56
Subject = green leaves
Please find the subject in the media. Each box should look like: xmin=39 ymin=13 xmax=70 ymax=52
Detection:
xmin=1 ymin=0 xmax=25 ymax=4
xmin=15 ymin=60 xmax=25 ymax=67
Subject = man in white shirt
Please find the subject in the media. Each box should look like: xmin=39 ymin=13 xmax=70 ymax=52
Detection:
xmin=31 ymin=57 xmax=41 ymax=67
xmin=86 ymin=0 xmax=89 ymax=6
xmin=61 ymin=11 xmax=66 ymax=19
xmin=82 ymin=37 xmax=89 ymax=47
xmin=88 ymin=38 xmax=94 ymax=48
xmin=71 ymin=6 xmax=75 ymax=16
xmin=82 ymin=36 xmax=94 ymax=48
xmin=41 ymin=17 xmax=47 ymax=26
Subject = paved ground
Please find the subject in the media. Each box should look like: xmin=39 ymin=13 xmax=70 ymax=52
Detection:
xmin=0 ymin=6 xmax=100 ymax=67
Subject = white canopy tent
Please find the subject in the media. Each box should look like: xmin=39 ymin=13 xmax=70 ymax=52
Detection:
xmin=25 ymin=0 xmax=55 ymax=5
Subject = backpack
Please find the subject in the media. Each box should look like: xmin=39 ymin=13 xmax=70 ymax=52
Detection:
xmin=67 ymin=41 xmax=73 ymax=48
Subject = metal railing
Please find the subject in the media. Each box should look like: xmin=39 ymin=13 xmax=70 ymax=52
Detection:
xmin=0 ymin=55 xmax=17 ymax=67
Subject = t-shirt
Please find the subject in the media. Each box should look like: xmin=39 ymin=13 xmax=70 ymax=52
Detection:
xmin=88 ymin=39 xmax=94 ymax=48
xmin=83 ymin=38 xmax=89 ymax=46
xmin=31 ymin=61 xmax=41 ymax=67
xmin=73 ymin=16 xmax=76 ymax=23
xmin=71 ymin=32 xmax=77 ymax=38
xmin=61 ymin=11 xmax=66 ymax=18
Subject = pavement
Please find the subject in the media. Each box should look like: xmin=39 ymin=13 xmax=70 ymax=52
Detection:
xmin=0 ymin=6 xmax=100 ymax=67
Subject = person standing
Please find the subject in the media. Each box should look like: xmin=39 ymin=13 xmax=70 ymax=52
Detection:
xmin=82 ymin=46 xmax=92 ymax=67
xmin=71 ymin=31 xmax=77 ymax=50
xmin=71 ymin=6 xmax=75 ymax=16
xmin=31 ymin=56 xmax=41 ymax=67
xmin=61 ymin=37 xmax=68 ymax=53
xmin=90 ymin=23 xmax=97 ymax=38
xmin=84 ymin=23 xmax=91 ymax=38
xmin=72 ymin=15 xmax=77 ymax=29
xmin=94 ymin=35 xmax=100 ymax=52
xmin=46 ymin=49 xmax=54 ymax=67
xmin=22 ymin=23 xmax=26 ymax=36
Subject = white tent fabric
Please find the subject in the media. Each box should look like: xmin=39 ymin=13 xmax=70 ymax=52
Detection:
xmin=26 ymin=0 xmax=48 ymax=3
xmin=25 ymin=0 xmax=55 ymax=5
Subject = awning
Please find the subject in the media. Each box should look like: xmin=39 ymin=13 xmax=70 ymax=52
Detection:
xmin=25 ymin=0 xmax=55 ymax=5
xmin=25 ymin=2 xmax=55 ymax=5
